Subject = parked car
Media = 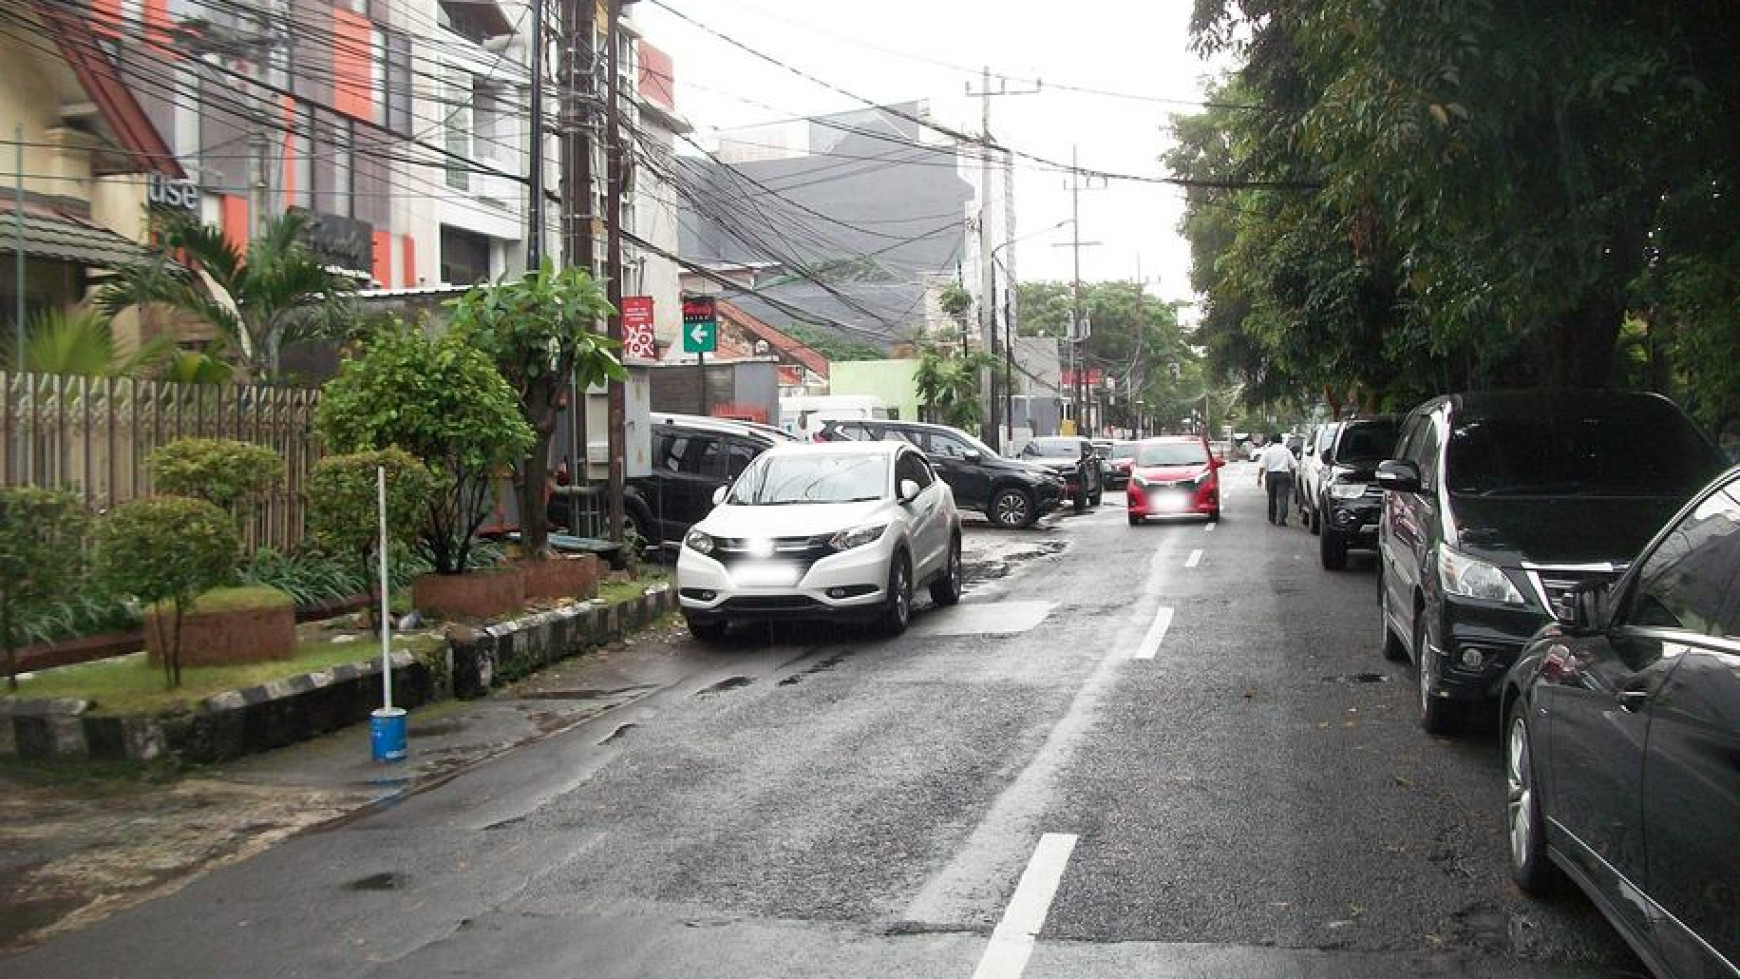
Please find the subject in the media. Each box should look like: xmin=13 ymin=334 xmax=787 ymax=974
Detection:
xmin=817 ymin=418 xmax=1064 ymax=529
xmin=1295 ymin=422 xmax=1341 ymax=520
xmin=1312 ymin=417 xmax=1399 ymax=570
xmin=1500 ymin=464 xmax=1739 ymax=979
xmin=1125 ymin=435 xmax=1223 ymax=524
xmin=1105 ymin=440 xmax=1141 ymax=490
xmin=625 ymin=414 xmax=795 ymax=549
xmin=1017 ymin=436 xmax=1103 ymax=510
xmin=676 ymin=441 xmax=962 ymax=641
xmin=1375 ymin=390 xmax=1729 ymax=733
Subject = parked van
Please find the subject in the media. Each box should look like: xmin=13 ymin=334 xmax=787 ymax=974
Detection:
xmin=779 ymin=395 xmax=890 ymax=440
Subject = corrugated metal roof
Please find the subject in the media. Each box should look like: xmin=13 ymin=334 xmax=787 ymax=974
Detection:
xmin=0 ymin=203 xmax=148 ymax=269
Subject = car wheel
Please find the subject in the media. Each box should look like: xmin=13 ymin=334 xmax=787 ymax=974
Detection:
xmin=1128 ymin=512 xmax=1143 ymax=526
xmin=1416 ymin=616 xmax=1467 ymax=735
xmin=1506 ymin=698 xmax=1558 ymax=894
xmin=685 ymin=615 xmax=729 ymax=644
xmin=877 ymin=553 xmax=912 ymax=636
xmin=1319 ymin=527 xmax=1348 ymax=570
xmin=928 ymin=535 xmax=963 ymax=606
xmin=989 ymin=488 xmax=1036 ymax=529
xmin=1073 ymin=494 xmax=1088 ymax=513
xmin=1308 ymin=501 xmax=1321 ymax=535
xmin=1208 ymin=508 xmax=1221 ymax=523
xmin=1377 ymin=570 xmax=1408 ymax=663
xmin=1090 ymin=488 xmax=1103 ymax=507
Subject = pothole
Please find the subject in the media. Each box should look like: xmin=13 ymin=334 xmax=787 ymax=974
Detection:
xmin=345 ymin=872 xmax=404 ymax=891
xmin=1324 ymin=672 xmax=1391 ymax=684
xmin=599 ymin=723 xmax=637 ymax=746
xmin=695 ymin=676 xmax=753 ymax=697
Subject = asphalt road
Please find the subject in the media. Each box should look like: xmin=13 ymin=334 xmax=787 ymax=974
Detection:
xmin=4 ymin=464 xmax=1646 ymax=979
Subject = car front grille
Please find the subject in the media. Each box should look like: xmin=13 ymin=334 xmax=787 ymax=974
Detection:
xmin=711 ymin=535 xmax=834 ymax=574
xmin=722 ymin=595 xmax=824 ymax=612
xmin=1524 ymin=565 xmax=1621 ymax=621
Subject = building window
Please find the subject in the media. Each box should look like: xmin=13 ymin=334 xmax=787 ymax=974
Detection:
xmin=473 ymin=78 xmax=503 ymax=163
xmin=444 ymin=69 xmax=471 ymax=192
xmin=384 ymin=31 xmax=412 ymax=136
xmin=313 ymin=113 xmax=354 ymax=219
xmin=440 ymin=225 xmax=492 ymax=285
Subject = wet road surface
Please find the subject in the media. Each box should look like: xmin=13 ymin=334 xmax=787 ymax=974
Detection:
xmin=3 ymin=464 xmax=1645 ymax=978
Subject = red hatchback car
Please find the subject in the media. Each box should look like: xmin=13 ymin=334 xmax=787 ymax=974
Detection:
xmin=1126 ymin=435 xmax=1223 ymax=525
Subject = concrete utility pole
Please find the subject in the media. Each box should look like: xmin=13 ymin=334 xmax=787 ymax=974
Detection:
xmin=1056 ymin=148 xmax=1106 ymax=436
xmin=526 ymin=0 xmax=545 ymax=268
xmin=603 ymin=0 xmax=626 ymax=542
xmin=965 ymin=70 xmax=1038 ymax=451
xmin=560 ymin=0 xmax=598 ymax=487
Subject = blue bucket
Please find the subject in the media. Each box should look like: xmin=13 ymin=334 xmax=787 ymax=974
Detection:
xmin=370 ymin=707 xmax=408 ymax=763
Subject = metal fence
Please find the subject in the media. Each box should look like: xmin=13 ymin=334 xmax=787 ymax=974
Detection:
xmin=1 ymin=372 xmax=321 ymax=552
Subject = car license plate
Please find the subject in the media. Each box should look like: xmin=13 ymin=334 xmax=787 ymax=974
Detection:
xmin=1149 ymin=489 xmax=1192 ymax=511
xmin=734 ymin=561 xmax=802 ymax=587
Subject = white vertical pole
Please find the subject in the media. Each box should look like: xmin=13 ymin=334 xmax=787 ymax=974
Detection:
xmin=378 ymin=465 xmax=392 ymax=711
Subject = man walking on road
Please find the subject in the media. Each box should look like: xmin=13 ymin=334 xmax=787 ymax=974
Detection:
xmin=1258 ymin=434 xmax=1296 ymax=525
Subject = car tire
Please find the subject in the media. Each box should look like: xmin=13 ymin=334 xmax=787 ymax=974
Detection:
xmin=988 ymin=488 xmax=1037 ymax=529
xmin=1308 ymin=501 xmax=1321 ymax=535
xmin=1319 ymin=528 xmax=1348 ymax=570
xmin=685 ymin=615 xmax=729 ymax=644
xmin=1128 ymin=513 xmax=1143 ymax=526
xmin=1090 ymin=488 xmax=1103 ymax=507
xmin=1377 ymin=570 xmax=1408 ymax=663
xmin=1073 ymin=494 xmax=1088 ymax=513
xmin=929 ymin=534 xmax=963 ymax=606
xmin=1506 ymin=697 xmax=1558 ymax=895
xmin=624 ymin=501 xmax=656 ymax=551
xmin=1416 ymin=616 xmax=1467 ymax=735
xmin=877 ymin=552 xmax=913 ymax=636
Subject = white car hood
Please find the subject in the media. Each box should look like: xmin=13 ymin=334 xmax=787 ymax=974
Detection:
xmin=698 ymin=499 xmax=891 ymax=539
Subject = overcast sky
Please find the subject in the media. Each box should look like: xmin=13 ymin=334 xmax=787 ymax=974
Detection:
xmin=633 ymin=0 xmax=1229 ymax=320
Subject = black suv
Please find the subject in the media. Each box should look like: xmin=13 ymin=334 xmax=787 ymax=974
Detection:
xmin=625 ymin=414 xmax=793 ymax=548
xmin=1312 ymin=416 xmax=1401 ymax=570
xmin=1375 ymin=390 xmax=1728 ymax=733
xmin=1016 ymin=436 xmax=1104 ymax=511
xmin=818 ymin=418 xmax=1064 ymax=528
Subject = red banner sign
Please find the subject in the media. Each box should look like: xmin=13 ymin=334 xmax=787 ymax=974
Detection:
xmin=1060 ymin=368 xmax=1103 ymax=387
xmin=621 ymin=296 xmax=656 ymax=360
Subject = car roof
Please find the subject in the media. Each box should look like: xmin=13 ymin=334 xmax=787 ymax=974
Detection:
xmin=759 ymin=440 xmax=905 ymax=459
xmin=653 ymin=413 xmax=795 ymax=440
xmin=1421 ymin=389 xmax=1684 ymax=419
xmin=833 ymin=418 xmax=966 ymax=437
xmin=1139 ymin=435 xmax=1206 ymax=443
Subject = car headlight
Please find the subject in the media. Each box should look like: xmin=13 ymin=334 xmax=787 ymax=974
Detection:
xmin=1438 ymin=547 xmax=1525 ymax=604
xmin=683 ymin=529 xmax=716 ymax=556
xmin=828 ymin=523 xmax=888 ymax=553
xmin=1130 ymin=475 xmax=1148 ymax=490
xmin=1329 ymin=482 xmax=1369 ymax=500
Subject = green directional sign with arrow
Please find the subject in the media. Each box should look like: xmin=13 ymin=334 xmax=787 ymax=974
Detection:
xmin=681 ymin=297 xmax=718 ymax=354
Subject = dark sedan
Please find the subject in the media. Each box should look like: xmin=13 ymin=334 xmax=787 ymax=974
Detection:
xmin=1500 ymin=465 xmax=1739 ymax=979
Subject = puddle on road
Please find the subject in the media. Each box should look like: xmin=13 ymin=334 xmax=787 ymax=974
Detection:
xmin=1323 ymin=672 xmax=1391 ymax=684
xmin=516 ymin=685 xmax=652 ymax=702
xmin=345 ymin=871 xmax=405 ymax=891
xmin=694 ymin=676 xmax=753 ymax=697
xmin=778 ymin=651 xmax=853 ymax=687
xmin=598 ymin=722 xmax=638 ymax=746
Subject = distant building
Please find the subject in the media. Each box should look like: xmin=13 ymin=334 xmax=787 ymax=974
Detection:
xmin=677 ymin=103 xmax=975 ymax=354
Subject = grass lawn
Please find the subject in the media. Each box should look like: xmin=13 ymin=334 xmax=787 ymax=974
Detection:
xmin=5 ymin=632 xmax=447 ymax=717
xmin=597 ymin=569 xmax=669 ymax=605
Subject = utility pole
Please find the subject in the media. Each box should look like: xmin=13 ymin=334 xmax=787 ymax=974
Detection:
xmin=965 ymin=70 xmax=1038 ymax=451
xmin=1002 ymin=146 xmax=1016 ymax=446
xmin=526 ymin=0 xmax=546 ymax=268
xmin=559 ymin=0 xmax=598 ymax=488
xmin=603 ymin=0 xmax=626 ymax=542
xmin=1058 ymin=147 xmax=1104 ymax=437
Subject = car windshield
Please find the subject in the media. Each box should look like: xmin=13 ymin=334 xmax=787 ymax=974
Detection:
xmin=1446 ymin=405 xmax=1724 ymax=498
xmin=728 ymin=453 xmax=888 ymax=505
xmin=1136 ymin=442 xmax=1209 ymax=466
xmin=1111 ymin=442 xmax=1139 ymax=459
xmin=1335 ymin=422 xmax=1398 ymax=462
xmin=950 ymin=429 xmax=1001 ymax=458
xmin=1025 ymin=438 xmax=1080 ymax=456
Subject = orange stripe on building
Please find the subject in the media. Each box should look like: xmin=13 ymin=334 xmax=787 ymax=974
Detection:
xmin=332 ymin=9 xmax=374 ymax=122
xmin=281 ymin=95 xmax=297 ymax=206
xmin=91 ymin=0 xmax=122 ymax=39
xmin=219 ymin=194 xmax=250 ymax=255
xmin=372 ymin=230 xmax=391 ymax=286
xmin=400 ymin=235 xmax=416 ymax=288
xmin=143 ymin=0 xmax=174 ymax=54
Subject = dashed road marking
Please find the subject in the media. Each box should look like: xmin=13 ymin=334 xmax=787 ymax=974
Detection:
xmin=970 ymin=833 xmax=1078 ymax=979
xmin=1132 ymin=606 xmax=1175 ymax=661
xmin=1185 ymin=548 xmax=1204 ymax=568
xmin=1205 ymin=521 xmax=1217 ymax=533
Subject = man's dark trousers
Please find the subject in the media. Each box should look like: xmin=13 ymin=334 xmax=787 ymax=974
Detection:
xmin=1266 ymin=473 xmax=1293 ymax=524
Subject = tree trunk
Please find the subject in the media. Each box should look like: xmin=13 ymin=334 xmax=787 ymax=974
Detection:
xmin=516 ymin=384 xmax=561 ymax=559
xmin=2 ymin=596 xmax=15 ymax=692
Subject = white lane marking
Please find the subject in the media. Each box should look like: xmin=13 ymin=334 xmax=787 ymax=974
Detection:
xmin=970 ymin=833 xmax=1078 ymax=979
xmin=1132 ymin=606 xmax=1175 ymax=660
xmin=1185 ymin=548 xmax=1204 ymax=568
xmin=1205 ymin=521 xmax=1217 ymax=533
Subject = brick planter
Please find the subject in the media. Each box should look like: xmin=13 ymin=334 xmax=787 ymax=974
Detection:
xmin=517 ymin=555 xmax=603 ymax=601
xmin=145 ymin=591 xmax=296 ymax=668
xmin=412 ymin=566 xmax=527 ymax=621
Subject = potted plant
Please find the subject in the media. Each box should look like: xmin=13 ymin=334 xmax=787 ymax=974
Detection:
xmin=316 ymin=323 xmax=534 ymax=620
xmin=448 ymin=261 xmax=622 ymax=597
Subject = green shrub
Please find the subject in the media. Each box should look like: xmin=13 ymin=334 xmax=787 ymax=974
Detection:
xmin=147 ymin=438 xmax=284 ymax=518
xmin=0 ymin=487 xmax=90 ymax=690
xmin=316 ymin=324 xmax=532 ymax=575
xmin=97 ymin=496 xmax=239 ymax=688
xmin=308 ymin=448 xmax=440 ymax=626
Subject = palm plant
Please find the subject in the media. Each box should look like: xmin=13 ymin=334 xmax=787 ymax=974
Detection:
xmin=98 ymin=210 xmax=354 ymax=382
xmin=0 ymin=307 xmax=173 ymax=377
xmin=914 ymin=343 xmax=996 ymax=430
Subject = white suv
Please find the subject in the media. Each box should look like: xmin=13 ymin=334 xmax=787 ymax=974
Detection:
xmin=677 ymin=441 xmax=963 ymax=642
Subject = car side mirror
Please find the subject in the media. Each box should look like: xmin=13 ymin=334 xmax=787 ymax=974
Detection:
xmin=1304 ymin=444 xmax=1315 ymax=457
xmin=1374 ymin=459 xmax=1422 ymax=493
xmin=712 ymin=486 xmax=729 ymax=506
xmin=1566 ymin=580 xmax=1610 ymax=633
xmin=1210 ymin=456 xmax=1224 ymax=469
xmin=963 ymin=451 xmax=982 ymax=463
xmin=898 ymin=479 xmax=921 ymax=503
